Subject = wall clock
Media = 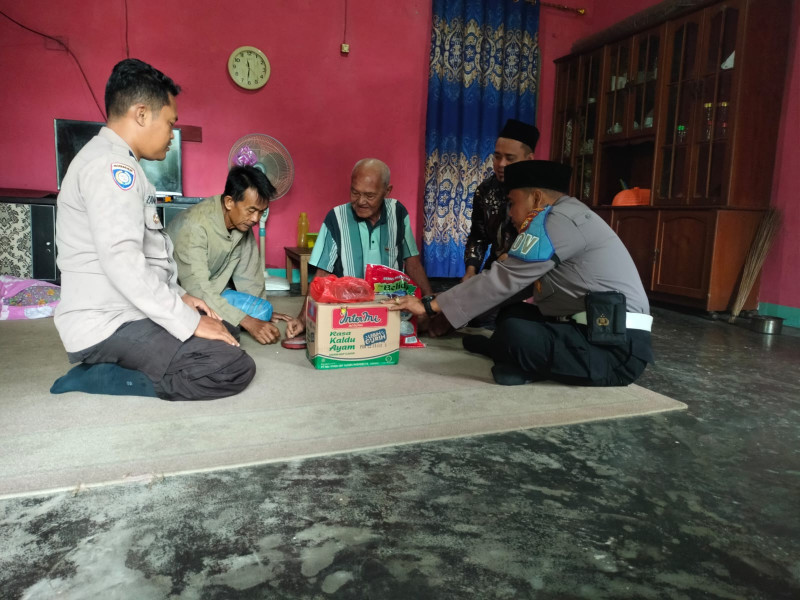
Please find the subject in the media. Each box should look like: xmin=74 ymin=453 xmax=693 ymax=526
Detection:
xmin=228 ymin=46 xmax=270 ymax=90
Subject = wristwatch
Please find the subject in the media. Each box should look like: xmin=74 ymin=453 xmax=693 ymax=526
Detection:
xmin=421 ymin=295 xmax=436 ymax=317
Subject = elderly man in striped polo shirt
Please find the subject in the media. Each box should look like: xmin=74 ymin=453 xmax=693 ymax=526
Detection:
xmin=309 ymin=158 xmax=433 ymax=294
xmin=287 ymin=158 xmax=433 ymax=337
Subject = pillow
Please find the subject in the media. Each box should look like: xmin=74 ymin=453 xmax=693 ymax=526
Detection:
xmin=0 ymin=275 xmax=61 ymax=320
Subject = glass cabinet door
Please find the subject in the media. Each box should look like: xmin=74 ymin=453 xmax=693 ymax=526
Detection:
xmin=656 ymin=3 xmax=740 ymax=206
xmin=601 ymin=28 xmax=661 ymax=141
xmin=693 ymin=3 xmax=738 ymax=205
xmin=552 ymin=58 xmax=579 ymax=165
xmin=631 ymin=30 xmax=661 ymax=136
xmin=656 ymin=13 xmax=702 ymax=205
xmin=603 ymin=41 xmax=630 ymax=139
xmin=575 ymin=50 xmax=602 ymax=205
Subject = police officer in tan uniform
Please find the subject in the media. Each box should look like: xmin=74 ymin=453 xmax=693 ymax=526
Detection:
xmin=54 ymin=59 xmax=256 ymax=401
xmin=390 ymin=160 xmax=654 ymax=387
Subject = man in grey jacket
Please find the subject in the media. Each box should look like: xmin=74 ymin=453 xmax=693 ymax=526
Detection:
xmin=53 ymin=58 xmax=255 ymax=401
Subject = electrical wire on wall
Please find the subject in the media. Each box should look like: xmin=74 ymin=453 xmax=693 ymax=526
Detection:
xmin=123 ymin=0 xmax=130 ymax=57
xmin=341 ymin=0 xmax=350 ymax=54
xmin=0 ymin=9 xmax=106 ymax=120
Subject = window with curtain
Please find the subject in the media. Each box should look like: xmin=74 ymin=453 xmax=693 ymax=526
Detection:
xmin=423 ymin=0 xmax=540 ymax=277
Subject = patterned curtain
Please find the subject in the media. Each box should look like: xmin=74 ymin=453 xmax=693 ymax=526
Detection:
xmin=423 ymin=0 xmax=540 ymax=277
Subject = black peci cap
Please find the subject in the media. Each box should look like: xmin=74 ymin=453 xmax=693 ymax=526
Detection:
xmin=498 ymin=119 xmax=540 ymax=151
xmin=503 ymin=160 xmax=573 ymax=194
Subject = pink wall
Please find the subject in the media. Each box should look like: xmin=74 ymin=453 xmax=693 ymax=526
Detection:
xmin=0 ymin=0 xmax=432 ymax=268
xmin=2 ymin=0 xmax=797 ymax=309
xmin=760 ymin=0 xmax=800 ymax=308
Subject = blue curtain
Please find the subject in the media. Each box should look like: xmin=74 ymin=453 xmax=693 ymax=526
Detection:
xmin=423 ymin=0 xmax=540 ymax=277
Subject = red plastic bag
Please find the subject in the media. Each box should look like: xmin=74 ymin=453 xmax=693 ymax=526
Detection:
xmin=309 ymin=275 xmax=375 ymax=303
xmin=364 ymin=264 xmax=425 ymax=348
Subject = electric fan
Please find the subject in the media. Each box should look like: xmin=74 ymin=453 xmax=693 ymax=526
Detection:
xmin=228 ymin=134 xmax=295 ymax=290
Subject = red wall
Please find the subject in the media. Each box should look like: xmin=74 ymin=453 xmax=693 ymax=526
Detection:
xmin=2 ymin=0 xmax=797 ymax=309
xmin=760 ymin=0 xmax=800 ymax=308
xmin=0 ymin=0 xmax=432 ymax=268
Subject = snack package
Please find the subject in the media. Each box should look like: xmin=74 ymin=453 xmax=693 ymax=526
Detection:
xmin=309 ymin=275 xmax=374 ymax=304
xmin=363 ymin=264 xmax=425 ymax=348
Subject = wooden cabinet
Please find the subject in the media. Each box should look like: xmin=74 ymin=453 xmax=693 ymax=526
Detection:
xmin=652 ymin=209 xmax=763 ymax=311
xmin=608 ymin=208 xmax=763 ymax=311
xmin=652 ymin=210 xmax=715 ymax=298
xmin=551 ymin=0 xmax=791 ymax=313
xmin=611 ymin=209 xmax=658 ymax=291
xmin=0 ymin=198 xmax=59 ymax=282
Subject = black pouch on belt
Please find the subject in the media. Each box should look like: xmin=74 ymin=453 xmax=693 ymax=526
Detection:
xmin=585 ymin=291 xmax=627 ymax=345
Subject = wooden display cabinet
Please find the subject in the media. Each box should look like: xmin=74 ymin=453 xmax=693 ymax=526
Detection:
xmin=550 ymin=0 xmax=791 ymax=313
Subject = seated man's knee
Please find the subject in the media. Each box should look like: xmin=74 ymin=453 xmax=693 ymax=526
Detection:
xmin=230 ymin=352 xmax=257 ymax=390
xmin=209 ymin=347 xmax=256 ymax=392
xmin=495 ymin=317 xmax=542 ymax=348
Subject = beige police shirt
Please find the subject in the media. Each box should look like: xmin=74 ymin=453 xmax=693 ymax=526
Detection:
xmin=54 ymin=127 xmax=200 ymax=353
xmin=166 ymin=196 xmax=266 ymax=325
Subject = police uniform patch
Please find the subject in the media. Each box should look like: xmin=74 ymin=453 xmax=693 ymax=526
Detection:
xmin=509 ymin=205 xmax=556 ymax=263
xmin=111 ymin=163 xmax=135 ymax=190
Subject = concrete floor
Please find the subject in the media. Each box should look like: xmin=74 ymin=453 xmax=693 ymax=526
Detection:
xmin=1 ymin=298 xmax=799 ymax=599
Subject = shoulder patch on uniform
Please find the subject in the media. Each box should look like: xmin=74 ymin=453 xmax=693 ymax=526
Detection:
xmin=111 ymin=163 xmax=135 ymax=190
xmin=509 ymin=205 xmax=555 ymax=263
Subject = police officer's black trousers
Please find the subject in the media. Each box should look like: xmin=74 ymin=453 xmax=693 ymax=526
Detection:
xmin=70 ymin=319 xmax=256 ymax=401
xmin=486 ymin=303 xmax=650 ymax=386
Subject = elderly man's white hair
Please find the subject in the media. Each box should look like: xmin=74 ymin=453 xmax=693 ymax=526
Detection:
xmin=352 ymin=158 xmax=391 ymax=188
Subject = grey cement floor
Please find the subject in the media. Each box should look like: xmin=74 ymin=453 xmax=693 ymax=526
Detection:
xmin=1 ymin=294 xmax=799 ymax=599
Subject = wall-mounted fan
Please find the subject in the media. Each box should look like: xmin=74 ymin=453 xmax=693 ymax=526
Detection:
xmin=228 ymin=134 xmax=295 ymax=290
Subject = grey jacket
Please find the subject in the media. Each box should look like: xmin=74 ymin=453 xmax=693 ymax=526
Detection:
xmin=55 ymin=127 xmax=199 ymax=353
xmin=437 ymin=195 xmax=650 ymax=328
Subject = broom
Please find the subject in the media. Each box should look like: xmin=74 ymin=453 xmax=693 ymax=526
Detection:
xmin=728 ymin=208 xmax=782 ymax=323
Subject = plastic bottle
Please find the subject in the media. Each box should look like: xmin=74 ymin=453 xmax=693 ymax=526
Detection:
xmin=703 ymin=103 xmax=713 ymax=141
xmin=297 ymin=212 xmax=309 ymax=248
xmin=717 ymin=102 xmax=729 ymax=137
xmin=676 ymin=125 xmax=687 ymax=144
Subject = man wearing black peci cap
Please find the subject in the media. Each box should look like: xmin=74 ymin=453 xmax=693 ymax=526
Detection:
xmin=390 ymin=160 xmax=654 ymax=387
xmin=462 ymin=118 xmax=540 ymax=282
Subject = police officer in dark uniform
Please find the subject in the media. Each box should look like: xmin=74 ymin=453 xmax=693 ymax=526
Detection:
xmin=389 ymin=160 xmax=654 ymax=386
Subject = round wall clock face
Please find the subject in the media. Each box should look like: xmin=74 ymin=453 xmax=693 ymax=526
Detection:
xmin=228 ymin=46 xmax=271 ymax=90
